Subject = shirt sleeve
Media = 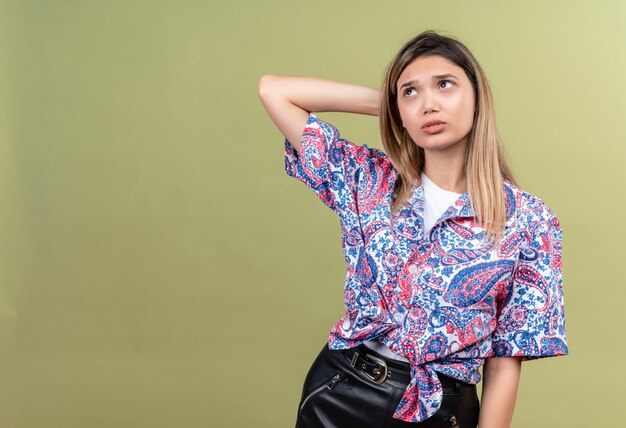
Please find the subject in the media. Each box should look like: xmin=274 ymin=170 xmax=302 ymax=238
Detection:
xmin=284 ymin=112 xmax=388 ymax=216
xmin=491 ymin=203 xmax=568 ymax=360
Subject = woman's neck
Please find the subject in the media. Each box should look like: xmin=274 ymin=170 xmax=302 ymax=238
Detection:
xmin=422 ymin=149 xmax=467 ymax=194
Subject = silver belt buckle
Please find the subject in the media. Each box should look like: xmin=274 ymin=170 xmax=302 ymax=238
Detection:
xmin=364 ymin=354 xmax=388 ymax=384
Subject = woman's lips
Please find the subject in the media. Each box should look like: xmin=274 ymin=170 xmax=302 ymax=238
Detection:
xmin=422 ymin=123 xmax=446 ymax=134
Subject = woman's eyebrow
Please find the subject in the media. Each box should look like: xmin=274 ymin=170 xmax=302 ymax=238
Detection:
xmin=399 ymin=73 xmax=459 ymax=89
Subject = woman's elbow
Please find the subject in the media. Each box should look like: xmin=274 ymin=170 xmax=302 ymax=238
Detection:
xmin=258 ymin=74 xmax=279 ymax=100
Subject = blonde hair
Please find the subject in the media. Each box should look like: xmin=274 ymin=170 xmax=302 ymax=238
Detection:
xmin=380 ymin=30 xmax=517 ymax=246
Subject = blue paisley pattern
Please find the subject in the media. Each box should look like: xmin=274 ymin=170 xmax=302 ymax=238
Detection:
xmin=283 ymin=113 xmax=568 ymax=423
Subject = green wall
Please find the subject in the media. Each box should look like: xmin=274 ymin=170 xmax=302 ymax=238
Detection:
xmin=0 ymin=1 xmax=623 ymax=427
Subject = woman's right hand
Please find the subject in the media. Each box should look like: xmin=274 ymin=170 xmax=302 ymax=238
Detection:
xmin=257 ymin=75 xmax=380 ymax=153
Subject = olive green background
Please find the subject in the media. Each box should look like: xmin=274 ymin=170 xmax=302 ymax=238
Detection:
xmin=0 ymin=1 xmax=623 ymax=427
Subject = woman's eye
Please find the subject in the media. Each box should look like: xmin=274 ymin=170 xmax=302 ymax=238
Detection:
xmin=404 ymin=88 xmax=416 ymax=96
xmin=440 ymin=80 xmax=453 ymax=89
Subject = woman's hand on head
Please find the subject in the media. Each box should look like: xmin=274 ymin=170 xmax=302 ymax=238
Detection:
xmin=258 ymin=75 xmax=380 ymax=152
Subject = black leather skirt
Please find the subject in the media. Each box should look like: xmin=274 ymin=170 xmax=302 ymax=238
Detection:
xmin=295 ymin=343 xmax=480 ymax=428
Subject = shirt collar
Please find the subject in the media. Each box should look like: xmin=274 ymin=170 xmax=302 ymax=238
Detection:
xmin=412 ymin=178 xmax=517 ymax=224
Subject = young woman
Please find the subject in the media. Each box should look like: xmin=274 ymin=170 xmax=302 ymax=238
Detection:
xmin=258 ymin=31 xmax=567 ymax=428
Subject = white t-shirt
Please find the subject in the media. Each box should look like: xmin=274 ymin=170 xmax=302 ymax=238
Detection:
xmin=362 ymin=172 xmax=462 ymax=362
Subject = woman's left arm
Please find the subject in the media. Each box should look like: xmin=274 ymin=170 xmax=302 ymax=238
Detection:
xmin=478 ymin=356 xmax=523 ymax=428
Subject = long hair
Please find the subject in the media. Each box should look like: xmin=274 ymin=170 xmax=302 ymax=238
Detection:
xmin=380 ymin=30 xmax=517 ymax=246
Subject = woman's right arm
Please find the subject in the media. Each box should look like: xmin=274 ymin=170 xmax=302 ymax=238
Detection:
xmin=257 ymin=75 xmax=380 ymax=153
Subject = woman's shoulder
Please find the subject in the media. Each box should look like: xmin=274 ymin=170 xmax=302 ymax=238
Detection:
xmin=309 ymin=113 xmax=396 ymax=173
xmin=503 ymin=179 xmax=561 ymax=227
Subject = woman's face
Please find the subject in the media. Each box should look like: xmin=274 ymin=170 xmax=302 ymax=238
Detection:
xmin=396 ymin=55 xmax=476 ymax=154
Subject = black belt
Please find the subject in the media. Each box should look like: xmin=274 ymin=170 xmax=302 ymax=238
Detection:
xmin=340 ymin=345 xmax=465 ymax=391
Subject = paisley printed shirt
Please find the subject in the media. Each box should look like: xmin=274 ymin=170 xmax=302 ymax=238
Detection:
xmin=283 ymin=113 xmax=568 ymax=423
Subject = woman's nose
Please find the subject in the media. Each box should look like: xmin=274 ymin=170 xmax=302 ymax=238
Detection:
xmin=422 ymin=91 xmax=438 ymax=114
